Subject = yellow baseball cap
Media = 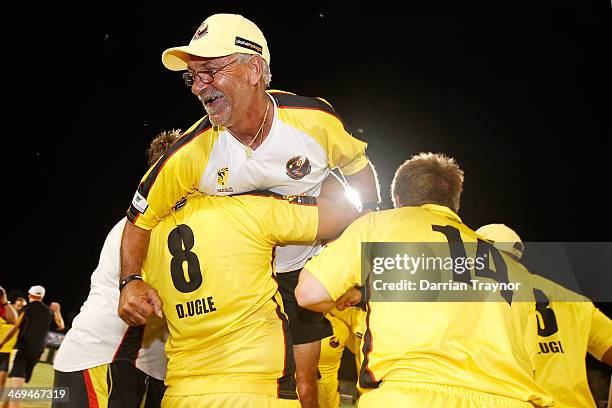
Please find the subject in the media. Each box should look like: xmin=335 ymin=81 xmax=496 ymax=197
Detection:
xmin=476 ymin=223 xmax=524 ymax=259
xmin=162 ymin=14 xmax=270 ymax=71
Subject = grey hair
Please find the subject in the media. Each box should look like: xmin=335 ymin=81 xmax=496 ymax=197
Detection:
xmin=236 ymin=53 xmax=272 ymax=88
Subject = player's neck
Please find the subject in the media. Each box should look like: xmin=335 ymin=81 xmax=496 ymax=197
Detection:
xmin=227 ymin=93 xmax=273 ymax=149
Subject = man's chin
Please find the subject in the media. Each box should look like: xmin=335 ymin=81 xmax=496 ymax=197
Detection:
xmin=204 ymin=110 xmax=226 ymax=127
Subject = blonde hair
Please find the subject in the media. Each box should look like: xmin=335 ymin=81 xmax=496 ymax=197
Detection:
xmin=391 ymin=152 xmax=464 ymax=213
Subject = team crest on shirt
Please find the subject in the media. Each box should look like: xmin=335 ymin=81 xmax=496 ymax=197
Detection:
xmin=131 ymin=190 xmax=148 ymax=214
xmin=285 ymin=155 xmax=311 ymax=180
xmin=329 ymin=336 xmax=340 ymax=348
xmin=192 ymin=22 xmax=208 ymax=41
xmin=216 ymin=167 xmax=233 ymax=192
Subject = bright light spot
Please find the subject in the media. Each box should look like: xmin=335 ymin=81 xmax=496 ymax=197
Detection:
xmin=345 ymin=187 xmax=362 ymax=211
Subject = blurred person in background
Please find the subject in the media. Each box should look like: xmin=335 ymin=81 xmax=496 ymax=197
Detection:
xmin=0 ymin=287 xmax=18 ymax=396
xmin=0 ymin=288 xmax=17 ymax=324
xmin=0 ymin=285 xmax=64 ymax=407
xmin=9 ymin=299 xmax=25 ymax=316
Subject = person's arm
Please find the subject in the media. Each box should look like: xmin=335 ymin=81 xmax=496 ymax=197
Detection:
xmin=307 ymin=98 xmax=380 ymax=212
xmin=118 ymin=222 xmax=163 ymax=326
xmin=1 ymin=304 xmax=17 ymax=324
xmin=296 ymin=271 xmax=361 ymax=313
xmin=120 ymin=222 xmax=150 ymax=283
xmin=0 ymin=290 xmax=17 ymax=324
xmin=0 ymin=312 xmax=24 ymax=347
xmin=0 ymin=325 xmax=19 ymax=348
xmin=334 ymin=287 xmax=362 ymax=311
xmin=342 ymin=161 xmax=381 ymax=212
xmin=296 ymin=215 xmax=369 ymax=312
xmin=295 ymin=269 xmax=336 ymax=312
xmin=316 ymin=173 xmax=359 ymax=240
xmin=119 ymin=123 xmax=211 ymax=325
xmin=49 ymin=302 xmax=65 ymax=331
xmin=602 ymin=346 xmax=612 ymax=366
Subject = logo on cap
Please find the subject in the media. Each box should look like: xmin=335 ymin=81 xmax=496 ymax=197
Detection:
xmin=192 ymin=23 xmax=209 ymax=41
xmin=235 ymin=36 xmax=263 ymax=55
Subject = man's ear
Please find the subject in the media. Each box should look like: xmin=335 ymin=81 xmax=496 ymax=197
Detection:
xmin=393 ymin=194 xmax=402 ymax=208
xmin=247 ymin=56 xmax=264 ymax=86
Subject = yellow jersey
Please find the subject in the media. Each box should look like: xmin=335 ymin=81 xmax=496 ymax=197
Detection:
xmin=317 ymin=313 xmax=351 ymax=408
xmin=329 ymin=307 xmax=367 ymax=362
xmin=317 ymin=307 xmax=367 ymax=408
xmin=529 ymin=273 xmax=612 ymax=408
xmin=128 ymin=90 xmax=368 ymax=232
xmin=142 ymin=192 xmax=318 ymax=398
xmin=304 ymin=204 xmax=553 ymax=407
xmin=0 ymin=316 xmax=17 ymax=353
xmin=129 ymin=90 xmax=368 ymax=273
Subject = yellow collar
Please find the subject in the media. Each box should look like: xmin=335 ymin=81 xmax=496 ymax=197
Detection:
xmin=420 ymin=204 xmax=462 ymax=224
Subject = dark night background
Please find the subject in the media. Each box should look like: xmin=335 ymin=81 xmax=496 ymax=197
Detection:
xmin=4 ymin=3 xmax=610 ymax=333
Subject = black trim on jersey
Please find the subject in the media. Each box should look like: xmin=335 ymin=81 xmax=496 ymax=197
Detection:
xmin=269 ymin=91 xmax=352 ymax=135
xmin=126 ymin=117 xmax=212 ymax=223
xmin=271 ymin=294 xmax=298 ymax=400
xmin=233 ymin=190 xmax=318 ymax=206
xmin=126 ymin=204 xmax=140 ymax=224
xmin=358 ymin=274 xmax=381 ymax=389
xmin=112 ymin=325 xmax=145 ymax=364
xmin=174 ymin=197 xmax=188 ymax=212
xmin=233 ymin=189 xmax=282 ymax=198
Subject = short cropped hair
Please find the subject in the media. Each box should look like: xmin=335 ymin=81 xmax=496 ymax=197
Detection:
xmin=236 ymin=53 xmax=271 ymax=88
xmin=391 ymin=152 xmax=464 ymax=213
xmin=147 ymin=129 xmax=181 ymax=167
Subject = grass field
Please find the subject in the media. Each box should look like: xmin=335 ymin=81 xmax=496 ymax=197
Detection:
xmin=2 ymin=361 xmax=54 ymax=407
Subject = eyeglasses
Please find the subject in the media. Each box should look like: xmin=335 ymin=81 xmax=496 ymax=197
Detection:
xmin=182 ymin=59 xmax=239 ymax=87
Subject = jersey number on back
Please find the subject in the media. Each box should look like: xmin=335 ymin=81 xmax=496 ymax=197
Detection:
xmin=533 ymin=289 xmax=559 ymax=336
xmin=167 ymin=224 xmax=203 ymax=293
xmin=432 ymin=225 xmax=513 ymax=304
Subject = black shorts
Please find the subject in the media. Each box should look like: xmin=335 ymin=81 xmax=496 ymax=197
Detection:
xmin=0 ymin=352 xmax=9 ymax=372
xmin=51 ymin=361 xmax=165 ymax=408
xmin=143 ymin=376 xmax=167 ymax=408
xmin=8 ymin=348 xmax=42 ymax=382
xmin=276 ymin=269 xmax=332 ymax=345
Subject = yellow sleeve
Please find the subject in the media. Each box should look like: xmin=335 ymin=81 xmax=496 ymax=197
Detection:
xmin=315 ymin=98 xmax=369 ymax=175
xmin=588 ymin=307 xmax=612 ymax=360
xmin=266 ymin=196 xmax=319 ymax=244
xmin=276 ymin=94 xmax=369 ymax=175
xmin=304 ymin=214 xmax=371 ymax=300
xmin=126 ymin=119 xmax=215 ymax=230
